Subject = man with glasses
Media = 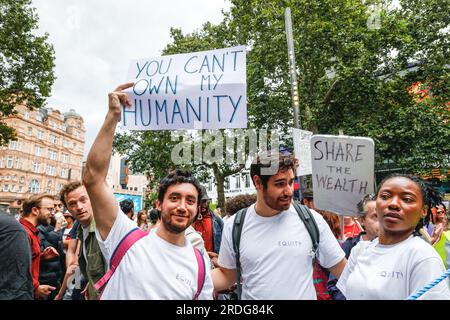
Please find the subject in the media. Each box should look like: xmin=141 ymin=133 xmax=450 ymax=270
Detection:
xmin=38 ymin=198 xmax=67 ymax=300
xmin=19 ymin=194 xmax=60 ymax=299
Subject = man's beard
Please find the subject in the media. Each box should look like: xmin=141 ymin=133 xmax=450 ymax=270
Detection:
xmin=37 ymin=214 xmax=50 ymax=227
xmin=262 ymin=189 xmax=292 ymax=212
xmin=161 ymin=213 xmax=195 ymax=234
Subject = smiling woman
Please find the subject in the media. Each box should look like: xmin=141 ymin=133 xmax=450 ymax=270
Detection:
xmin=337 ymin=174 xmax=450 ymax=300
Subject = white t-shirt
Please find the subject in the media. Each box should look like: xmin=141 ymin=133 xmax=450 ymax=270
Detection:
xmin=95 ymin=210 xmax=214 ymax=300
xmin=337 ymin=235 xmax=450 ymax=300
xmin=218 ymin=204 xmax=345 ymax=300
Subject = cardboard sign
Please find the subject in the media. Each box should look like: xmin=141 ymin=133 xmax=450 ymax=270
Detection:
xmin=311 ymin=134 xmax=375 ymax=216
xmin=292 ymin=128 xmax=313 ymax=176
xmin=121 ymin=46 xmax=247 ymax=130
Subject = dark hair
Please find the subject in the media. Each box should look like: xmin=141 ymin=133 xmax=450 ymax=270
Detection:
xmin=376 ymin=173 xmax=443 ymax=236
xmin=250 ymin=151 xmax=298 ymax=189
xmin=357 ymin=193 xmax=376 ymax=216
xmin=59 ymin=181 xmax=83 ymax=208
xmin=148 ymin=208 xmax=160 ymax=224
xmin=137 ymin=210 xmax=147 ymax=227
xmin=119 ymin=199 xmax=134 ymax=214
xmin=302 ymin=188 xmax=314 ymax=200
xmin=157 ymin=169 xmax=202 ymax=205
xmin=22 ymin=194 xmax=55 ymax=216
xmin=225 ymin=194 xmax=257 ymax=216
xmin=316 ymin=209 xmax=341 ymax=239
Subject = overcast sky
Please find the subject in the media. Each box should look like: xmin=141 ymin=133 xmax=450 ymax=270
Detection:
xmin=32 ymin=0 xmax=230 ymax=159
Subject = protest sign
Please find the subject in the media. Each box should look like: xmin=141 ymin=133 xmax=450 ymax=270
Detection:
xmin=311 ymin=134 xmax=374 ymax=216
xmin=121 ymin=46 xmax=247 ymax=130
xmin=292 ymin=128 xmax=313 ymax=176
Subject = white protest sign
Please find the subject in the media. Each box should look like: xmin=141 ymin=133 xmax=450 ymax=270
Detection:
xmin=311 ymin=134 xmax=374 ymax=216
xmin=292 ymin=128 xmax=313 ymax=176
xmin=122 ymin=46 xmax=247 ymax=130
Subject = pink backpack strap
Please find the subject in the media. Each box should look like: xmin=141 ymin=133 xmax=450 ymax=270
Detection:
xmin=193 ymin=248 xmax=206 ymax=300
xmin=94 ymin=228 xmax=147 ymax=293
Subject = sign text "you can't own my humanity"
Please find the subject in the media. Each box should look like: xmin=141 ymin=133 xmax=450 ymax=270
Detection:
xmin=121 ymin=46 xmax=247 ymax=131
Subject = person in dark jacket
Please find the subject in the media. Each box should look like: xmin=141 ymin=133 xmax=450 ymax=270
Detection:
xmin=38 ymin=214 xmax=66 ymax=300
xmin=0 ymin=211 xmax=34 ymax=300
xmin=192 ymin=186 xmax=223 ymax=267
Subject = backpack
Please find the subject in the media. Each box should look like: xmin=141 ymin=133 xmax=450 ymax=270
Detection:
xmin=232 ymin=202 xmax=319 ymax=299
xmin=94 ymin=227 xmax=206 ymax=300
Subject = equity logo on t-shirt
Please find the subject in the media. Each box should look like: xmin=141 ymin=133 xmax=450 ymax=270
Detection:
xmin=378 ymin=270 xmax=404 ymax=279
xmin=176 ymin=273 xmax=194 ymax=288
xmin=278 ymin=240 xmax=302 ymax=247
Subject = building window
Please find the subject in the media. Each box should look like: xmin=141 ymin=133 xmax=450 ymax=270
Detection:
xmin=49 ymin=135 xmax=58 ymax=144
xmin=12 ymin=175 xmax=17 ymax=182
xmin=29 ymin=180 xmax=40 ymax=193
xmin=47 ymin=166 xmax=56 ymax=176
xmin=0 ymin=156 xmax=4 ymax=168
xmin=7 ymin=156 xmax=13 ymax=168
xmin=245 ymin=174 xmax=251 ymax=188
xmin=16 ymin=139 xmax=22 ymax=151
xmin=18 ymin=185 xmax=23 ymax=193
xmin=56 ymin=183 xmax=64 ymax=193
xmin=49 ymin=150 xmax=57 ymax=161
xmin=63 ymin=140 xmax=69 ymax=148
xmin=235 ymin=175 xmax=241 ymax=189
xmin=5 ymin=175 xmax=10 ymax=181
xmin=0 ymin=175 xmax=2 ymax=181
xmin=15 ymin=157 xmax=22 ymax=170
xmin=19 ymin=176 xmax=25 ymax=184
xmin=10 ymin=185 xmax=15 ymax=192
xmin=3 ymin=184 xmax=9 ymax=192
xmin=224 ymin=177 xmax=230 ymax=190
xmin=61 ymin=153 xmax=69 ymax=163
xmin=8 ymin=140 xmax=16 ymax=150
xmin=60 ymin=168 xmax=68 ymax=178
xmin=24 ymin=111 xmax=29 ymax=120
xmin=36 ymin=113 xmax=43 ymax=122
xmin=32 ymin=162 xmax=40 ymax=173
xmin=36 ymin=130 xmax=44 ymax=139
xmin=27 ymin=127 xmax=32 ymax=135
xmin=35 ymin=146 xmax=43 ymax=156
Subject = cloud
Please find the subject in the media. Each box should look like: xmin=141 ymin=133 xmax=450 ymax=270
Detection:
xmin=32 ymin=0 xmax=230 ymax=158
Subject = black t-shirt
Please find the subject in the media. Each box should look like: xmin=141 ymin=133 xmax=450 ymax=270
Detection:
xmin=0 ymin=212 xmax=33 ymax=299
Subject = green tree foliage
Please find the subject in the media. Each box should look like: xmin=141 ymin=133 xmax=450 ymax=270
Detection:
xmin=227 ymin=0 xmax=449 ymax=174
xmin=114 ymin=0 xmax=449 ymax=205
xmin=0 ymin=0 xmax=55 ymax=145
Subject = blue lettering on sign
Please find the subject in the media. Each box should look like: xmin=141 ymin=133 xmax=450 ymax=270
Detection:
xmin=125 ymin=95 xmax=243 ymax=127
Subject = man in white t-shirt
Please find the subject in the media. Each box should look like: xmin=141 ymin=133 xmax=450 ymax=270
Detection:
xmin=82 ymin=83 xmax=213 ymax=300
xmin=212 ymin=151 xmax=347 ymax=299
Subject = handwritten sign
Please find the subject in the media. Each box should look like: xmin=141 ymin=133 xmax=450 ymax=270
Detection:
xmin=311 ymin=134 xmax=374 ymax=216
xmin=121 ymin=46 xmax=247 ymax=130
xmin=292 ymin=128 xmax=313 ymax=176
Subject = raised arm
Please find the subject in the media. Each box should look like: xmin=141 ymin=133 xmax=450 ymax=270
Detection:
xmin=82 ymin=83 xmax=133 ymax=240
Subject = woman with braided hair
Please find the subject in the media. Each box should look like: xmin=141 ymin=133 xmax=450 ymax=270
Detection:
xmin=337 ymin=174 xmax=450 ymax=299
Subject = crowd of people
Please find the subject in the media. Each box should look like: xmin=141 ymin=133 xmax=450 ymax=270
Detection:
xmin=0 ymin=83 xmax=449 ymax=300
